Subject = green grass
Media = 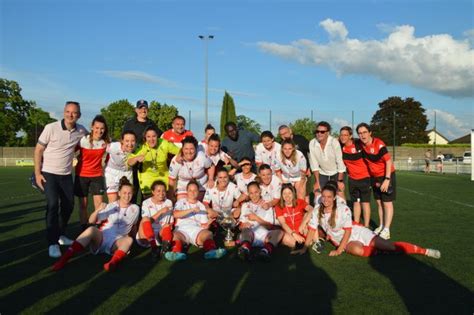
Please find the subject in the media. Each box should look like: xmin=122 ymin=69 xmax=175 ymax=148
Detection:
xmin=0 ymin=167 xmax=473 ymax=314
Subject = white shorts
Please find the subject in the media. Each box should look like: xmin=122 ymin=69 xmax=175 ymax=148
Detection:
xmin=281 ymin=175 xmax=302 ymax=184
xmin=105 ymin=168 xmax=133 ymax=194
xmin=175 ymin=225 xmax=205 ymax=247
xmin=91 ymin=229 xmax=118 ymax=255
xmin=347 ymin=225 xmax=376 ymax=247
xmin=247 ymin=225 xmax=270 ymax=247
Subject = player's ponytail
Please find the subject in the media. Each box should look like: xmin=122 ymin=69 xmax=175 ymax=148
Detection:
xmin=119 ymin=176 xmax=133 ymax=191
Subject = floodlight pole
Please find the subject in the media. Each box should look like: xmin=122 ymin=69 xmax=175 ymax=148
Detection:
xmin=198 ymin=35 xmax=214 ymax=126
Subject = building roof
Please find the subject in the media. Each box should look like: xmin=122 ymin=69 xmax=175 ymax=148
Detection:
xmin=449 ymin=133 xmax=470 ymax=144
xmin=426 ymin=129 xmax=450 ymax=143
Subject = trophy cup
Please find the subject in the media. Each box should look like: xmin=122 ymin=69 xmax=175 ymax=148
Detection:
xmin=218 ymin=210 xmax=237 ymax=248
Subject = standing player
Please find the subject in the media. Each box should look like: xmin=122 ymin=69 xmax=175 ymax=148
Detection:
xmin=168 ymin=136 xmax=215 ymax=201
xmin=199 ymin=124 xmax=216 ymax=147
xmin=105 ymin=131 xmax=138 ymax=202
xmin=232 ymin=157 xmax=257 ymax=198
xmin=357 ymin=123 xmax=396 ymax=240
xmin=339 ymin=126 xmax=371 ymax=227
xmin=275 ymin=184 xmax=314 ymax=253
xmin=52 ymin=177 xmax=140 ymax=271
xmin=136 ymin=180 xmax=174 ymax=261
xmin=273 ymin=139 xmax=308 ymax=200
xmin=74 ymin=115 xmax=109 ymax=231
xmin=200 ymin=134 xmax=239 ymax=172
xmin=255 ymin=131 xmax=281 ymax=173
xmin=238 ymin=182 xmax=283 ymax=261
xmin=203 ymin=168 xmax=245 ymax=219
xmin=301 ymin=184 xmax=440 ymax=259
xmin=165 ymin=181 xmax=227 ymax=261
xmin=161 ymin=115 xmax=193 ymax=148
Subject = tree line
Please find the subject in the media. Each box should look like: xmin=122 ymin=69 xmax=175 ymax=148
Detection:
xmin=1 ymin=78 xmax=429 ymax=146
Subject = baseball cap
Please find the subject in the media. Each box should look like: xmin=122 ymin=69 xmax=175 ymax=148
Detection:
xmin=136 ymin=100 xmax=148 ymax=108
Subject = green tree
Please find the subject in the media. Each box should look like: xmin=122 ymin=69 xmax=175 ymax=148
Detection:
xmin=148 ymin=100 xmax=179 ymax=132
xmin=100 ymin=99 xmax=134 ymax=140
xmin=289 ymin=118 xmax=316 ymax=141
xmin=370 ymin=97 xmax=429 ymax=145
xmin=21 ymin=106 xmax=56 ymax=146
xmin=236 ymin=115 xmax=262 ymax=135
xmin=220 ymin=91 xmax=237 ymax=137
xmin=0 ymin=78 xmax=34 ymax=146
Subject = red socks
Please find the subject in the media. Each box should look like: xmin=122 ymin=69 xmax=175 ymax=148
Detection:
xmin=361 ymin=245 xmax=377 ymax=257
xmin=103 ymin=250 xmax=127 ymax=272
xmin=171 ymin=240 xmax=183 ymax=253
xmin=263 ymin=242 xmax=274 ymax=255
xmin=393 ymin=242 xmax=427 ymax=255
xmin=203 ymin=239 xmax=217 ymax=252
xmin=142 ymin=221 xmax=158 ymax=249
xmin=160 ymin=226 xmax=173 ymax=242
xmin=52 ymin=241 xmax=84 ymax=271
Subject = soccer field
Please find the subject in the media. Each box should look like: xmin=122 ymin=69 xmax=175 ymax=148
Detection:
xmin=0 ymin=167 xmax=473 ymax=314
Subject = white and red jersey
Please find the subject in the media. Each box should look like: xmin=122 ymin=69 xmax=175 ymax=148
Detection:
xmin=141 ymin=198 xmax=174 ymax=230
xmin=97 ymin=202 xmax=140 ymax=237
xmin=161 ymin=129 xmax=194 ymax=148
xmin=75 ymin=135 xmax=107 ymax=177
xmin=198 ymin=143 xmax=231 ymax=166
xmin=169 ymin=151 xmax=212 ymax=192
xmin=234 ymin=172 xmax=257 ymax=195
xmin=203 ymin=182 xmax=241 ymax=213
xmin=240 ymin=200 xmax=275 ymax=228
xmin=255 ymin=142 xmax=281 ymax=172
xmin=105 ymin=142 xmax=131 ymax=172
xmin=260 ymin=175 xmax=282 ymax=203
xmin=308 ymin=203 xmax=353 ymax=246
xmin=274 ymin=150 xmax=307 ymax=182
xmin=173 ymin=199 xmax=209 ymax=228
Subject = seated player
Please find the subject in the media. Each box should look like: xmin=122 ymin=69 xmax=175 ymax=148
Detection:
xmin=199 ymin=134 xmax=239 ymax=172
xmin=300 ymin=184 xmax=441 ymax=259
xmin=274 ymin=184 xmax=314 ymax=254
xmin=274 ymin=139 xmax=308 ymax=200
xmin=203 ymin=168 xmax=246 ymax=220
xmin=52 ymin=177 xmax=139 ymax=272
xmin=136 ymin=180 xmax=174 ymax=261
xmin=258 ymin=164 xmax=283 ymax=226
xmin=237 ymin=182 xmax=283 ymax=262
xmin=165 ymin=180 xmax=227 ymax=261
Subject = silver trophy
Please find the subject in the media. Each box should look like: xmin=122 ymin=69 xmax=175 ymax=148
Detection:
xmin=218 ymin=210 xmax=237 ymax=248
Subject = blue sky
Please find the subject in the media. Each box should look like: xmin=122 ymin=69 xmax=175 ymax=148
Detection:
xmin=1 ymin=0 xmax=473 ymax=140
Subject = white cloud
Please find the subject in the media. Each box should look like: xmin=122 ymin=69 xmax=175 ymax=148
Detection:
xmin=258 ymin=19 xmax=474 ymax=98
xmin=209 ymin=88 xmax=260 ymax=98
xmin=333 ymin=117 xmax=351 ymax=130
xmin=426 ymin=108 xmax=472 ymax=139
xmin=99 ymin=70 xmax=178 ymax=88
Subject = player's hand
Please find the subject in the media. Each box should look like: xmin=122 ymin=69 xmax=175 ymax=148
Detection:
xmin=207 ymin=180 xmax=215 ymax=189
xmin=202 ymin=218 xmax=215 ymax=229
xmin=293 ymin=233 xmax=305 ymax=243
xmin=192 ymin=207 xmax=201 ymax=213
xmin=96 ymin=202 xmax=107 ymax=211
xmin=291 ymin=247 xmax=307 ymax=255
xmin=329 ymin=249 xmax=343 ymax=256
xmin=260 ymin=201 xmax=270 ymax=210
xmin=380 ymin=180 xmax=390 ymax=192
xmin=136 ymin=155 xmax=145 ymax=163
xmin=240 ymin=222 xmax=251 ymax=229
xmin=298 ymin=224 xmax=307 ymax=236
xmin=246 ymin=213 xmax=258 ymax=222
xmin=208 ymin=209 xmax=219 ymax=219
xmin=232 ymin=208 xmax=241 ymax=219
xmin=313 ymin=184 xmax=321 ymax=197
xmin=35 ymin=173 xmax=46 ymax=191
xmin=337 ymin=181 xmax=345 ymax=192
xmin=175 ymin=154 xmax=183 ymax=164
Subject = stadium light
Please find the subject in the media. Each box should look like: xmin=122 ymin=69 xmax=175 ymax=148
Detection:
xmin=198 ymin=35 xmax=214 ymax=126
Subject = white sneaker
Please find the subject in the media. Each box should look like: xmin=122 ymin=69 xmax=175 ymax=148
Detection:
xmin=374 ymin=225 xmax=384 ymax=235
xmin=58 ymin=235 xmax=73 ymax=246
xmin=425 ymin=248 xmax=441 ymax=259
xmin=49 ymin=244 xmax=61 ymax=258
xmin=379 ymin=228 xmax=390 ymax=240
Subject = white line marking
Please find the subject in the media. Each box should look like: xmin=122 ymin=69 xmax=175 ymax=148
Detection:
xmin=399 ymin=187 xmax=474 ymax=208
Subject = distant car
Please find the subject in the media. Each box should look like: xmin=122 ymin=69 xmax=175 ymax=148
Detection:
xmin=443 ymin=153 xmax=454 ymax=162
xmin=462 ymin=151 xmax=471 ymax=164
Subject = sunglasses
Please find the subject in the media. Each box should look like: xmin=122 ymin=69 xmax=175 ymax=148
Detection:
xmin=315 ymin=130 xmax=328 ymax=134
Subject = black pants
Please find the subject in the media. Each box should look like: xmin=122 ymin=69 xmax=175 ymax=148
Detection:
xmin=43 ymin=172 xmax=74 ymax=245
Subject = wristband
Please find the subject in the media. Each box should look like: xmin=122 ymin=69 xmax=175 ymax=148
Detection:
xmin=384 ymin=177 xmax=391 ymax=180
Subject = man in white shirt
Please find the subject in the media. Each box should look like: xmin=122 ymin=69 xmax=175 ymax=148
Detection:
xmin=308 ymin=121 xmax=346 ymax=198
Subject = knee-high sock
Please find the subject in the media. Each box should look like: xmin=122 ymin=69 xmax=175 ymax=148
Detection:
xmin=393 ymin=242 xmax=427 ymax=255
xmin=160 ymin=225 xmax=173 ymax=242
xmin=171 ymin=240 xmax=183 ymax=253
xmin=142 ymin=221 xmax=157 ymax=249
xmin=103 ymin=250 xmax=127 ymax=272
xmin=203 ymin=239 xmax=217 ymax=252
xmin=52 ymin=241 xmax=84 ymax=271
xmin=361 ymin=245 xmax=377 ymax=257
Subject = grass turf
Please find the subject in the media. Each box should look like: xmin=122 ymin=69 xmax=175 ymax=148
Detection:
xmin=0 ymin=167 xmax=473 ymax=314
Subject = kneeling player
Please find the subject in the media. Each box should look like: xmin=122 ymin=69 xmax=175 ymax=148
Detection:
xmin=302 ymin=184 xmax=441 ymax=259
xmin=274 ymin=184 xmax=314 ymax=254
xmin=52 ymin=177 xmax=139 ymax=272
xmin=238 ymin=182 xmax=283 ymax=261
xmin=165 ymin=180 xmax=227 ymax=261
xmin=136 ymin=180 xmax=174 ymax=261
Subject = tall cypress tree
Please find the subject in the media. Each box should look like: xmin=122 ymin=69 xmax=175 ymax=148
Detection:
xmin=220 ymin=91 xmax=237 ymax=137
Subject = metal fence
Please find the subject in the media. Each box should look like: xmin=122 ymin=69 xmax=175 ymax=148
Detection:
xmin=394 ymin=159 xmax=471 ymax=175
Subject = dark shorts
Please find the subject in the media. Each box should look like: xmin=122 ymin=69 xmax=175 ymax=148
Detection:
xmin=348 ymin=177 xmax=371 ymax=203
xmin=74 ymin=176 xmax=105 ymax=197
xmin=424 ymin=159 xmax=430 ymax=167
xmin=371 ymin=173 xmax=396 ymax=202
xmin=319 ymin=174 xmax=340 ymax=190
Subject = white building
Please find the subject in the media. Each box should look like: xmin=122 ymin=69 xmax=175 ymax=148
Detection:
xmin=426 ymin=129 xmax=449 ymax=145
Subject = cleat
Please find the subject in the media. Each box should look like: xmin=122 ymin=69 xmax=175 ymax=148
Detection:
xmin=425 ymin=249 xmax=441 ymax=259
xmin=58 ymin=235 xmax=74 ymax=246
xmin=379 ymin=228 xmax=390 ymax=240
xmin=164 ymin=251 xmax=187 ymax=261
xmin=238 ymin=246 xmax=251 ymax=261
xmin=312 ymin=241 xmax=324 ymax=254
xmin=161 ymin=240 xmax=171 ymax=253
xmin=49 ymin=244 xmax=61 ymax=258
xmin=257 ymin=248 xmax=271 ymax=262
xmin=374 ymin=225 xmax=384 ymax=235
xmin=204 ymin=248 xmax=227 ymax=260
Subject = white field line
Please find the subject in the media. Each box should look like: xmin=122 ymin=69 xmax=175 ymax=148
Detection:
xmin=399 ymin=187 xmax=474 ymax=208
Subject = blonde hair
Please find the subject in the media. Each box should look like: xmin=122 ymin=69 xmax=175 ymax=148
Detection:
xmin=281 ymin=139 xmax=297 ymax=166
xmin=318 ymin=185 xmax=337 ymax=228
